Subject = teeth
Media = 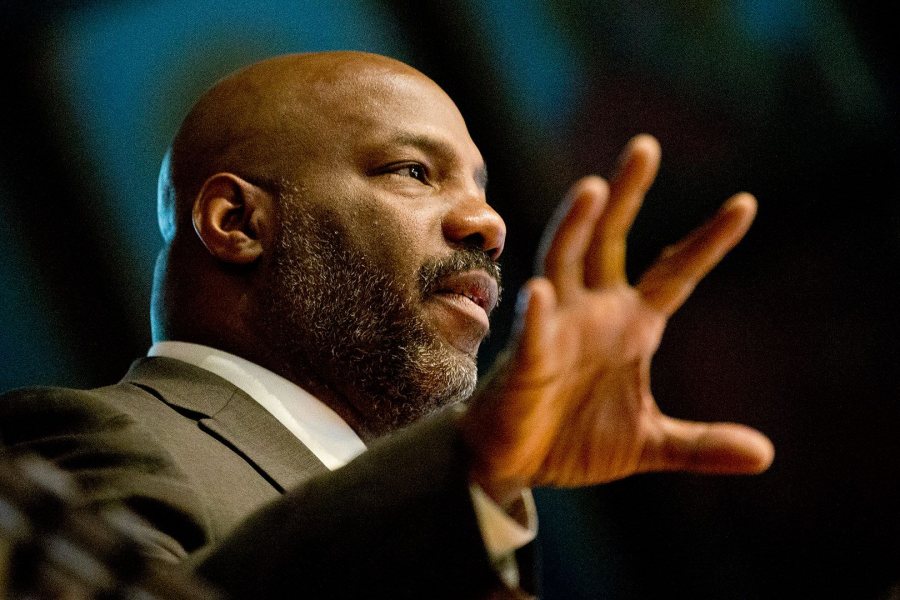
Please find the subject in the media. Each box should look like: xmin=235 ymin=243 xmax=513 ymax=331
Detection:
xmin=438 ymin=290 xmax=481 ymax=308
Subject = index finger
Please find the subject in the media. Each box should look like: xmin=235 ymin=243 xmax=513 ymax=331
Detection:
xmin=538 ymin=176 xmax=608 ymax=302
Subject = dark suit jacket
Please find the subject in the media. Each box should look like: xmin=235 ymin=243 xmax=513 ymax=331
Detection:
xmin=0 ymin=357 xmax=526 ymax=598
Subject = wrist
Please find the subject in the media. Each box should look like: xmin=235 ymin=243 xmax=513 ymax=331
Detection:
xmin=454 ymin=405 xmax=526 ymax=509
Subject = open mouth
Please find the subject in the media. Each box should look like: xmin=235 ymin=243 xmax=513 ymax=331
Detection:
xmin=429 ymin=270 xmax=500 ymax=315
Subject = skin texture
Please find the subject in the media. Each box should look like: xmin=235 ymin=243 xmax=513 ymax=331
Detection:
xmin=153 ymin=51 xmax=774 ymax=497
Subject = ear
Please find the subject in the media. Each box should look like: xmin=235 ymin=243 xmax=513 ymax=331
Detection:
xmin=192 ymin=173 xmax=273 ymax=265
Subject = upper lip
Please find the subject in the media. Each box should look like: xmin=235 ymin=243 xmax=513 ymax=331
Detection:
xmin=431 ymin=270 xmax=500 ymax=314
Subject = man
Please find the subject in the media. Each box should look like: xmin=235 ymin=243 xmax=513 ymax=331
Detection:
xmin=0 ymin=51 xmax=773 ymax=598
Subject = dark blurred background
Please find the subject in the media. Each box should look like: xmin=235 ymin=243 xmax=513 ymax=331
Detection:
xmin=1 ymin=1 xmax=897 ymax=598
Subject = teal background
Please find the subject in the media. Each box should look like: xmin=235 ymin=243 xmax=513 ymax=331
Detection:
xmin=1 ymin=1 xmax=897 ymax=597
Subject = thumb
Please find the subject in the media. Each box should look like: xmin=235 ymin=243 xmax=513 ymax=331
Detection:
xmin=644 ymin=416 xmax=775 ymax=475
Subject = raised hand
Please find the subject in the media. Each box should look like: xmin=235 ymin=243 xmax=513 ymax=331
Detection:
xmin=461 ymin=134 xmax=774 ymax=504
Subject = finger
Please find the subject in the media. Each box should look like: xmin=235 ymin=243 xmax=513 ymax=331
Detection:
xmin=637 ymin=193 xmax=757 ymax=315
xmin=538 ymin=176 xmax=608 ymax=301
xmin=585 ymin=134 xmax=661 ymax=288
xmin=644 ymin=416 xmax=775 ymax=475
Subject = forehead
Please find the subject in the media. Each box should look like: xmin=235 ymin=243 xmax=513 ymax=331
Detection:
xmin=310 ymin=69 xmax=483 ymax=164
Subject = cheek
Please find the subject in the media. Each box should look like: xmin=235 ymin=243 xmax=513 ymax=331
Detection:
xmin=350 ymin=200 xmax=443 ymax=282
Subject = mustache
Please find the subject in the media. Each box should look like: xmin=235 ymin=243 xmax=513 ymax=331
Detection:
xmin=418 ymin=249 xmax=502 ymax=305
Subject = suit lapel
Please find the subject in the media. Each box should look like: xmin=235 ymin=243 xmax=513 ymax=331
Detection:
xmin=123 ymin=357 xmax=328 ymax=493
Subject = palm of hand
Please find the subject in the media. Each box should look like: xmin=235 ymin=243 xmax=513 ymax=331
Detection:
xmin=515 ymin=284 xmax=665 ymax=488
xmin=464 ymin=135 xmax=773 ymax=501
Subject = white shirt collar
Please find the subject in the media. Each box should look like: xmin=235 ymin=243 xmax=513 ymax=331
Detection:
xmin=148 ymin=341 xmax=367 ymax=471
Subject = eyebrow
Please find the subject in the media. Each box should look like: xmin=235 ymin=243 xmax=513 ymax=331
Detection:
xmin=386 ymin=133 xmax=488 ymax=190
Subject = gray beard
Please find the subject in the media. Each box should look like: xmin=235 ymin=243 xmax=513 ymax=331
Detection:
xmin=255 ymin=188 xmax=499 ymax=437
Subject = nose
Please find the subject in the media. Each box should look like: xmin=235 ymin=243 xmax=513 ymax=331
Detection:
xmin=441 ymin=194 xmax=506 ymax=260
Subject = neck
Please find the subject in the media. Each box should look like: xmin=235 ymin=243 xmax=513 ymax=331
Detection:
xmin=263 ymin=357 xmax=379 ymax=442
xmin=172 ymin=331 xmax=381 ymax=442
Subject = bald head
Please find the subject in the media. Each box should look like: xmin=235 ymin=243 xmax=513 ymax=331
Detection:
xmin=154 ymin=52 xmax=446 ymax=346
xmin=157 ymin=52 xmax=435 ymax=243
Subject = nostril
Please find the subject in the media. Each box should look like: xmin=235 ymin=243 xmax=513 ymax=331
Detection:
xmin=459 ymin=233 xmax=503 ymax=261
xmin=461 ymin=232 xmax=486 ymax=252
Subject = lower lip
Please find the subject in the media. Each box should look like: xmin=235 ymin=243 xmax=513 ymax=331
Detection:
xmin=425 ymin=292 xmax=490 ymax=354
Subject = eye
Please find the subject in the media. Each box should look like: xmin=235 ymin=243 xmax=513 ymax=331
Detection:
xmin=391 ymin=163 xmax=428 ymax=183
